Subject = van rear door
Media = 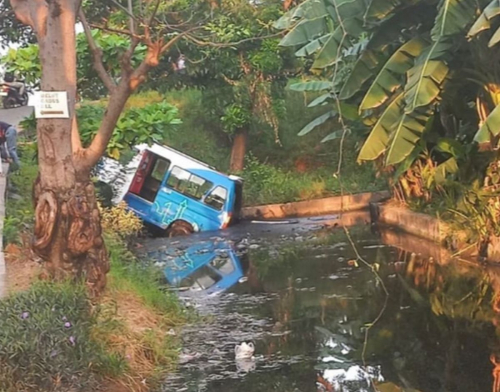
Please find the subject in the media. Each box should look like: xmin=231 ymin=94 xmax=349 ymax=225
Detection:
xmin=231 ymin=180 xmax=243 ymax=224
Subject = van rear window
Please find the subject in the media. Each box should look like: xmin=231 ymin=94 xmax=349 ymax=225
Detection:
xmin=167 ymin=166 xmax=213 ymax=200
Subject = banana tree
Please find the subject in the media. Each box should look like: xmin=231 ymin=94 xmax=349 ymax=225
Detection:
xmin=276 ymin=0 xmax=500 ymax=178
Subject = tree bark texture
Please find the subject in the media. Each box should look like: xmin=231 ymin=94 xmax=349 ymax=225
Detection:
xmin=229 ymin=128 xmax=248 ymax=172
xmin=11 ymin=0 xmax=109 ymax=295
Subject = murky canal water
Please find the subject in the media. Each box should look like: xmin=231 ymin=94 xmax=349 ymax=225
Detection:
xmin=144 ymin=221 xmax=500 ymax=392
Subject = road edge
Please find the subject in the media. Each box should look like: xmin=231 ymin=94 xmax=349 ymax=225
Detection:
xmin=0 ymin=163 xmax=9 ymax=298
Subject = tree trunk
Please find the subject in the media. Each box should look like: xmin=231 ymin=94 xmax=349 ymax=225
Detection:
xmin=229 ymin=128 xmax=248 ymax=172
xmin=21 ymin=0 xmax=108 ymax=295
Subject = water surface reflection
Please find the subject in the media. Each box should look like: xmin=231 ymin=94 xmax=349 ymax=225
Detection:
xmin=145 ymin=226 xmax=500 ymax=392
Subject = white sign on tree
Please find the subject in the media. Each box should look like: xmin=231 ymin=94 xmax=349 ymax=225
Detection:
xmin=34 ymin=91 xmax=70 ymax=119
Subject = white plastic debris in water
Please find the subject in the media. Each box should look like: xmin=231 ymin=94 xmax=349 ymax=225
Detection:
xmin=235 ymin=342 xmax=255 ymax=360
xmin=321 ymin=365 xmax=384 ymax=392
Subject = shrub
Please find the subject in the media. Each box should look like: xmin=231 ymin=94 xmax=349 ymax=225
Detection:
xmin=99 ymin=202 xmax=143 ymax=241
xmin=19 ymin=98 xmax=182 ymax=160
xmin=0 ymin=281 xmax=124 ymax=392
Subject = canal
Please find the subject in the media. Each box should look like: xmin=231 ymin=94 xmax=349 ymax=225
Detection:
xmin=142 ymin=214 xmax=500 ymax=392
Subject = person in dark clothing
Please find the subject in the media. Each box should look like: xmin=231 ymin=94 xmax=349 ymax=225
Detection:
xmin=0 ymin=121 xmax=20 ymax=170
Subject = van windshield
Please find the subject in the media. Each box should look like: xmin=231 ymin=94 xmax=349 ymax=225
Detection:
xmin=204 ymin=186 xmax=228 ymax=211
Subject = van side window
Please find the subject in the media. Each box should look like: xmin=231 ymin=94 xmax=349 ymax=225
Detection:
xmin=167 ymin=166 xmax=214 ymax=200
xmin=204 ymin=186 xmax=227 ymax=211
xmin=151 ymin=158 xmax=170 ymax=181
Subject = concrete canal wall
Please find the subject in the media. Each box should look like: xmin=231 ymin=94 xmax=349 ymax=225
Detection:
xmin=371 ymin=201 xmax=479 ymax=259
xmin=372 ymin=202 xmax=452 ymax=243
xmin=241 ymin=191 xmax=390 ymax=220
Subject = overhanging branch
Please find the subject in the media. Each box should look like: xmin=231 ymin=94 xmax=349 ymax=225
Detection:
xmin=184 ymin=31 xmax=285 ymax=48
xmin=79 ymin=9 xmax=117 ymax=93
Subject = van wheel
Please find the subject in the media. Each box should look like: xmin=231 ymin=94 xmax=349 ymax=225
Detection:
xmin=167 ymin=221 xmax=194 ymax=237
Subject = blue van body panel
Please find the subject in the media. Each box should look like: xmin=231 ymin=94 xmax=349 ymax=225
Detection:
xmin=147 ymin=241 xmax=243 ymax=296
xmin=122 ymin=147 xmax=241 ymax=233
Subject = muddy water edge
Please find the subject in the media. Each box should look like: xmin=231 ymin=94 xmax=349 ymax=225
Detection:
xmin=141 ymin=219 xmax=500 ymax=392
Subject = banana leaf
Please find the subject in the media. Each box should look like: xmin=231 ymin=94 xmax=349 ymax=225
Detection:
xmin=474 ymin=103 xmax=500 ymax=143
xmin=298 ymin=110 xmax=337 ymax=136
xmin=279 ymin=17 xmax=328 ymax=47
xmin=360 ymin=37 xmax=429 ymax=111
xmin=358 ymin=91 xmax=432 ymax=165
xmin=468 ymin=0 xmax=500 ymax=38
xmin=289 ymin=80 xmax=333 ymax=92
xmin=431 ymin=0 xmax=477 ymax=41
xmin=403 ymin=39 xmax=453 ymax=113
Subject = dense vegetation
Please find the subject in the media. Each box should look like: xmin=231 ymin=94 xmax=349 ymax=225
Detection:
xmin=274 ymin=0 xmax=500 ymax=246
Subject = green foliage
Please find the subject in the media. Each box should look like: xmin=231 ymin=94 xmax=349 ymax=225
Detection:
xmin=1 ymin=30 xmax=146 ymax=99
xmin=0 ymin=281 xmax=124 ymax=392
xmin=275 ymin=0 xmax=500 ymax=170
xmin=1 ymin=46 xmax=41 ymax=86
xmin=4 ymin=145 xmax=38 ymax=245
xmin=274 ymin=0 xmax=500 ymax=246
xmin=144 ymin=0 xmax=298 ymax=161
xmin=76 ymin=31 xmax=146 ymax=99
xmin=241 ymin=153 xmax=384 ymax=205
xmin=159 ymin=87 xmax=386 ymax=205
xmin=221 ymin=104 xmax=252 ymax=134
xmin=21 ymin=98 xmax=181 ymax=160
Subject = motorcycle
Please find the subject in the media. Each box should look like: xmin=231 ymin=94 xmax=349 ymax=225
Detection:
xmin=0 ymin=82 xmax=30 ymax=109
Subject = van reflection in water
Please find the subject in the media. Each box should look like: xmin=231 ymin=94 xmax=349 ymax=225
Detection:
xmin=147 ymin=241 xmax=244 ymax=297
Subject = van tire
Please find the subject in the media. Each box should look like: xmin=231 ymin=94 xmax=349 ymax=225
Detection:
xmin=167 ymin=221 xmax=194 ymax=237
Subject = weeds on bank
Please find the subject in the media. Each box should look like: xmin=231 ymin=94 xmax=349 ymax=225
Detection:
xmin=105 ymin=232 xmax=187 ymax=320
xmin=241 ymin=154 xmax=384 ymax=206
xmin=3 ymin=148 xmax=37 ymax=245
xmin=0 ymin=281 xmax=125 ymax=392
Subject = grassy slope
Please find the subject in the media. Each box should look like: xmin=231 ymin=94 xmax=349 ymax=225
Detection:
xmin=2 ymin=145 xmax=188 ymax=391
xmin=159 ymin=88 xmax=387 ymax=206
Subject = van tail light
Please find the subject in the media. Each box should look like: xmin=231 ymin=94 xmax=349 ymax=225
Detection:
xmin=221 ymin=212 xmax=232 ymax=229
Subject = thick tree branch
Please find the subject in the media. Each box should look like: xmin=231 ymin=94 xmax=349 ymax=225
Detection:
xmin=82 ymin=80 xmax=131 ymax=169
xmin=83 ymin=40 xmax=162 ymax=168
xmin=148 ymin=0 xmax=161 ymax=27
xmin=79 ymin=10 xmax=117 ymax=93
xmin=9 ymin=0 xmax=37 ymax=29
xmin=88 ymin=23 xmax=143 ymax=39
xmin=184 ymin=31 xmax=285 ymax=48
xmin=71 ymin=115 xmax=82 ymax=152
xmin=120 ymin=37 xmax=141 ymax=78
xmin=160 ymin=27 xmax=203 ymax=53
xmin=108 ymin=0 xmax=139 ymax=23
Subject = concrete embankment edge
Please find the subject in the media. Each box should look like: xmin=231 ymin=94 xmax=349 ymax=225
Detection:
xmin=371 ymin=201 xmax=481 ymax=259
xmin=371 ymin=202 xmax=451 ymax=243
xmin=241 ymin=191 xmax=390 ymax=220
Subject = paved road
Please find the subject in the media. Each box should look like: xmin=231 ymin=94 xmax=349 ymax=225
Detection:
xmin=0 ymin=106 xmax=34 ymax=127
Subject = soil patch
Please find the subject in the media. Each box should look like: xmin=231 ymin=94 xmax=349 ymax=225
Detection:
xmin=4 ymin=243 xmax=41 ymax=294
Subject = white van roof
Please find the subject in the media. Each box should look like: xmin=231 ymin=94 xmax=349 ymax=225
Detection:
xmin=135 ymin=143 xmax=217 ymax=172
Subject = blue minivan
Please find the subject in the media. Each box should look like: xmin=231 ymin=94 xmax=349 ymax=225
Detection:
xmin=115 ymin=144 xmax=243 ymax=236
